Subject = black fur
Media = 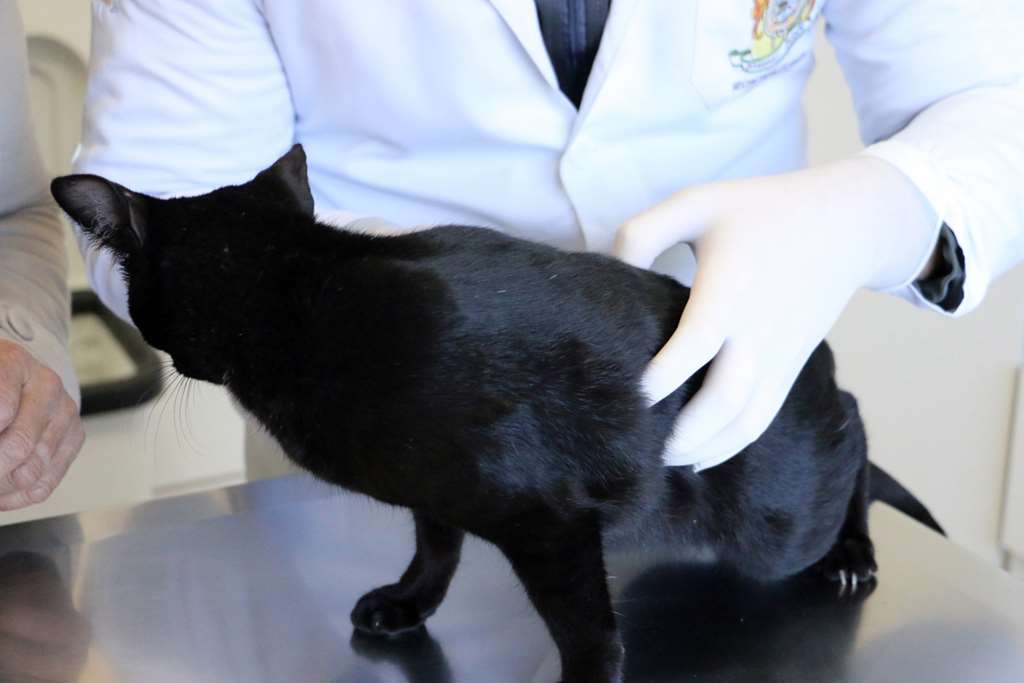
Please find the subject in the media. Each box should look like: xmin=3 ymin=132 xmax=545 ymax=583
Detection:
xmin=53 ymin=145 xmax=942 ymax=683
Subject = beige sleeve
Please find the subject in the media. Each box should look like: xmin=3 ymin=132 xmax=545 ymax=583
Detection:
xmin=0 ymin=4 xmax=77 ymax=402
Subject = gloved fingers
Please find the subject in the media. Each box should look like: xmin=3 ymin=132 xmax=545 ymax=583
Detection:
xmin=688 ymin=374 xmax=795 ymax=472
xmin=686 ymin=339 xmax=815 ymax=471
xmin=690 ymin=448 xmax=740 ymax=473
xmin=640 ymin=268 xmax=734 ymax=405
xmin=642 ymin=314 xmax=724 ymax=406
xmin=660 ymin=341 xmax=759 ymax=466
xmin=613 ymin=188 xmax=715 ymax=268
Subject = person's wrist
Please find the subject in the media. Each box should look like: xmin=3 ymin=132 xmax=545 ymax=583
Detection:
xmin=837 ymin=156 xmax=942 ymax=291
xmin=0 ymin=325 xmax=79 ymax=407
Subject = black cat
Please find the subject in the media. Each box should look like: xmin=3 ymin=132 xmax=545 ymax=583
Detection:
xmin=53 ymin=146 xmax=942 ymax=683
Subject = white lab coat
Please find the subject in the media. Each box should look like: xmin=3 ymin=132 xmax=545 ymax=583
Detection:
xmin=75 ymin=0 xmax=1024 ymax=321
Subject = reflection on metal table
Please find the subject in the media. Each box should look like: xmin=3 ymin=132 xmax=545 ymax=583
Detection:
xmin=0 ymin=473 xmax=1022 ymax=682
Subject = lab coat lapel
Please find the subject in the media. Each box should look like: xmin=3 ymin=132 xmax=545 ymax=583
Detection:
xmin=574 ymin=0 xmax=642 ymax=130
xmin=486 ymin=0 xmax=561 ymax=91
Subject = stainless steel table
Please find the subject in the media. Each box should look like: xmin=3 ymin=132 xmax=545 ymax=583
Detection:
xmin=1 ymin=474 xmax=1022 ymax=682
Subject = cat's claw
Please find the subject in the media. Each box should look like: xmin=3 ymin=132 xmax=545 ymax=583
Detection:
xmin=813 ymin=533 xmax=877 ymax=596
xmin=835 ymin=569 xmax=866 ymax=597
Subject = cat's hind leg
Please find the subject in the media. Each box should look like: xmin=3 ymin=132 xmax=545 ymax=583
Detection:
xmin=496 ymin=515 xmax=623 ymax=683
xmin=811 ymin=460 xmax=877 ymax=594
xmin=352 ymin=512 xmax=464 ymax=637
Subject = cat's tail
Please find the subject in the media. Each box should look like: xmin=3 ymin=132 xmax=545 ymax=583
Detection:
xmin=868 ymin=462 xmax=945 ymax=536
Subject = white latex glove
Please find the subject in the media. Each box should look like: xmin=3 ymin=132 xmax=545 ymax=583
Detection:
xmin=614 ymin=157 xmax=940 ymax=471
xmin=319 ymin=211 xmax=420 ymax=237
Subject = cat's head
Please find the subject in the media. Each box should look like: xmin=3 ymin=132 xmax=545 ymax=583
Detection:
xmin=52 ymin=145 xmax=315 ymax=384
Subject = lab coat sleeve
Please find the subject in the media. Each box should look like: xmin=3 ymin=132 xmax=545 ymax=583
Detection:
xmin=823 ymin=0 xmax=1024 ymax=315
xmin=0 ymin=5 xmax=78 ymax=403
xmin=74 ymin=0 xmax=297 ymax=322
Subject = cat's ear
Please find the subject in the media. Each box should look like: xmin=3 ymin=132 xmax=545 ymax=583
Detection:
xmin=255 ymin=144 xmax=314 ymax=218
xmin=51 ymin=174 xmax=149 ymax=251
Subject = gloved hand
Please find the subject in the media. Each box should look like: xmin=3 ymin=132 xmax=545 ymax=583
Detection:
xmin=614 ymin=157 xmax=940 ymax=471
xmin=319 ymin=211 xmax=414 ymax=237
xmin=0 ymin=339 xmax=84 ymax=510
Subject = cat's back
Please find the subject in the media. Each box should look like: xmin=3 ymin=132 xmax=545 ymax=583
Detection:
xmin=404 ymin=225 xmax=688 ymax=358
xmin=297 ymin=225 xmax=686 ymax=503
xmin=294 ymin=222 xmax=684 ymax=391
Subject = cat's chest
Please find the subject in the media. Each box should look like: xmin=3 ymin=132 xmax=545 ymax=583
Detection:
xmin=238 ymin=381 xmax=476 ymax=498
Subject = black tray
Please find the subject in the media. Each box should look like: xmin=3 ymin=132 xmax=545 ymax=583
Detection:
xmin=72 ymin=290 xmax=163 ymax=416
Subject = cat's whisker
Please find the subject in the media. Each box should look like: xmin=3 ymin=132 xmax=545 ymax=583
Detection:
xmin=143 ymin=368 xmax=180 ymax=457
xmin=171 ymin=374 xmax=184 ymax=450
xmin=173 ymin=375 xmax=196 ymax=454
xmin=165 ymin=374 xmax=187 ymax=450
xmin=178 ymin=376 xmax=206 ymax=457
xmin=166 ymin=373 xmax=186 ymax=451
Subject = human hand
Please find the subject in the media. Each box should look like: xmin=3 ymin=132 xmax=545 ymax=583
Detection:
xmin=614 ymin=158 xmax=939 ymax=471
xmin=0 ymin=339 xmax=84 ymax=510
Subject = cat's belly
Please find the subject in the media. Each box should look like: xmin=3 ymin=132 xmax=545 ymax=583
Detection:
xmin=602 ymin=520 xmax=720 ymax=565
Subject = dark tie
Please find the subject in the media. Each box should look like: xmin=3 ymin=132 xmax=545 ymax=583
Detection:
xmin=535 ymin=0 xmax=612 ymax=108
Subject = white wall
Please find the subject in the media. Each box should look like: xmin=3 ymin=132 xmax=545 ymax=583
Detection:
xmin=805 ymin=25 xmax=1024 ymax=566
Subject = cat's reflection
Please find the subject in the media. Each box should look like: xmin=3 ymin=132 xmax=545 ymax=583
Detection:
xmin=340 ymin=561 xmax=869 ymax=683
xmin=0 ymin=551 xmax=91 ymax=683
xmin=348 ymin=627 xmax=453 ymax=683
xmin=616 ymin=562 xmax=872 ymax=683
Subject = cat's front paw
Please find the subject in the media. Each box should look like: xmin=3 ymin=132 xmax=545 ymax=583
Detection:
xmin=351 ymin=586 xmax=434 ymax=637
xmin=813 ymin=533 xmax=877 ymax=596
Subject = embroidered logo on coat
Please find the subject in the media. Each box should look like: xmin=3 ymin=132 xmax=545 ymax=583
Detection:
xmin=729 ymin=0 xmax=816 ymax=74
